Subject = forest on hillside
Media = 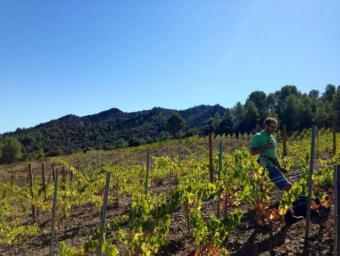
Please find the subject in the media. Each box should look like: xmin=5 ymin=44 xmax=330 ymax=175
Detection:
xmin=0 ymin=84 xmax=339 ymax=163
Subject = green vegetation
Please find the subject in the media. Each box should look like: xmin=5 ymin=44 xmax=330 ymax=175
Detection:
xmin=0 ymin=84 xmax=339 ymax=163
xmin=0 ymin=129 xmax=338 ymax=255
xmin=0 ymin=137 xmax=23 ymax=164
xmin=166 ymin=113 xmax=185 ymax=138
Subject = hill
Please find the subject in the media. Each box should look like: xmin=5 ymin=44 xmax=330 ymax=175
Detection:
xmin=1 ymin=105 xmax=226 ymax=157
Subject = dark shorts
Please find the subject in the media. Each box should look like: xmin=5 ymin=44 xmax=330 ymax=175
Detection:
xmin=267 ymin=166 xmax=291 ymax=190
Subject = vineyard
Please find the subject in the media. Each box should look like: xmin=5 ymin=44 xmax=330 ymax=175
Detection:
xmin=0 ymin=129 xmax=339 ymax=256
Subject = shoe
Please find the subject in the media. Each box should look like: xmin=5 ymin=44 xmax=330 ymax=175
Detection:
xmin=284 ymin=209 xmax=304 ymax=225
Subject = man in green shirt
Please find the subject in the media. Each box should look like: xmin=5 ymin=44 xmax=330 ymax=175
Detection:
xmin=250 ymin=117 xmax=292 ymax=191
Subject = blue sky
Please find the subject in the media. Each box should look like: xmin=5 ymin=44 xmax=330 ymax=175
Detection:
xmin=1 ymin=0 xmax=339 ymax=133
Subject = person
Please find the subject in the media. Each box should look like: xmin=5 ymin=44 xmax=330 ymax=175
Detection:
xmin=250 ymin=117 xmax=292 ymax=191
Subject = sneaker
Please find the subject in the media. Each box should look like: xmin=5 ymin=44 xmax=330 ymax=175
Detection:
xmin=284 ymin=209 xmax=304 ymax=225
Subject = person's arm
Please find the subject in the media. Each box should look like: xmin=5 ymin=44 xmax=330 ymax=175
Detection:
xmin=274 ymin=156 xmax=281 ymax=168
xmin=250 ymin=147 xmax=264 ymax=155
xmin=250 ymin=143 xmax=274 ymax=156
xmin=275 ymin=156 xmax=288 ymax=173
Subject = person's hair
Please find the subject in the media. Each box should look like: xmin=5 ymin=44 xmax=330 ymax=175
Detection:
xmin=263 ymin=117 xmax=278 ymax=127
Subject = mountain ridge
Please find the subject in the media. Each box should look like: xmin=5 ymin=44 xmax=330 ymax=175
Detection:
xmin=1 ymin=104 xmax=225 ymax=157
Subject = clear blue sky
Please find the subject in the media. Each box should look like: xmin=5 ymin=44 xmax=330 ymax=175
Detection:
xmin=1 ymin=0 xmax=339 ymax=133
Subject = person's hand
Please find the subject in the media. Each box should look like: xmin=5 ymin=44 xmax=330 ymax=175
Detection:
xmin=279 ymin=167 xmax=288 ymax=173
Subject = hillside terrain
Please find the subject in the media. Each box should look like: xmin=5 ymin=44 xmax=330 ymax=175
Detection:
xmin=1 ymin=105 xmax=226 ymax=157
xmin=0 ymin=129 xmax=338 ymax=255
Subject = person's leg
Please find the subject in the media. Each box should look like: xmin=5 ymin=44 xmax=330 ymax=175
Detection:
xmin=267 ymin=166 xmax=292 ymax=191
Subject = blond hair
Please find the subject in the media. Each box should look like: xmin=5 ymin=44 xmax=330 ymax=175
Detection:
xmin=263 ymin=117 xmax=278 ymax=127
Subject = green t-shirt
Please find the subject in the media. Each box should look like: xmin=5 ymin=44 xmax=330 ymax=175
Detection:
xmin=250 ymin=130 xmax=277 ymax=167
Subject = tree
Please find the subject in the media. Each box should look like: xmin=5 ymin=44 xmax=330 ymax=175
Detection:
xmin=246 ymin=91 xmax=267 ymax=122
xmin=314 ymin=103 xmax=330 ymax=128
xmin=159 ymin=131 xmax=170 ymax=140
xmin=185 ymin=128 xmax=199 ymax=137
xmin=216 ymin=110 xmax=233 ymax=135
xmin=267 ymin=93 xmax=278 ymax=114
xmin=299 ymin=96 xmax=314 ymax=129
xmin=334 ymin=88 xmax=340 ymax=129
xmin=231 ymin=102 xmax=245 ymax=133
xmin=129 ymin=137 xmax=143 ymax=147
xmin=323 ymin=84 xmax=336 ymax=102
xmin=203 ymin=114 xmax=221 ymax=135
xmin=0 ymin=137 xmax=23 ymax=164
xmin=243 ymin=101 xmax=260 ymax=132
xmin=280 ymin=95 xmax=300 ymax=132
xmin=308 ymin=89 xmax=319 ymax=101
xmin=308 ymin=90 xmax=319 ymax=113
xmin=166 ymin=113 xmax=184 ymax=138
xmin=115 ymin=138 xmax=128 ymax=148
xmin=277 ymin=85 xmax=300 ymax=104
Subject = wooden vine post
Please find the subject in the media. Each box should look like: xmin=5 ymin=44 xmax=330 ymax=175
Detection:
xmin=333 ymin=119 xmax=337 ymax=156
xmin=145 ymin=150 xmax=150 ymax=194
xmin=42 ymin=163 xmax=46 ymax=196
xmin=334 ymin=165 xmax=340 ymax=256
xmin=217 ymin=141 xmax=222 ymax=218
xmin=69 ymin=168 xmax=73 ymax=188
xmin=52 ymin=164 xmax=55 ymax=182
xmin=11 ymin=173 xmax=15 ymax=185
xmin=209 ymin=133 xmax=214 ymax=183
xmin=26 ymin=169 xmax=29 ymax=185
xmin=50 ymin=169 xmax=59 ymax=256
xmin=282 ymin=124 xmax=287 ymax=157
xmin=304 ymin=125 xmax=317 ymax=254
xmin=62 ymin=166 xmax=66 ymax=187
xmin=97 ymin=172 xmax=111 ymax=256
xmin=28 ymin=164 xmax=36 ymax=221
